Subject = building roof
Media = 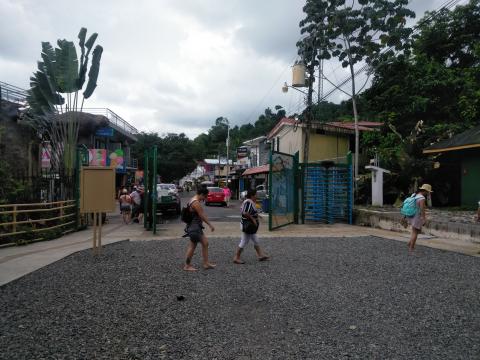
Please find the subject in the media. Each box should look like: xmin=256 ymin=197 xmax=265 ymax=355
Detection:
xmin=267 ymin=117 xmax=382 ymax=139
xmin=267 ymin=117 xmax=297 ymax=138
xmin=243 ymin=135 xmax=267 ymax=146
xmin=242 ymin=164 xmax=269 ymax=176
xmin=202 ymin=158 xmax=233 ymax=165
xmin=423 ymin=125 xmax=480 ymax=154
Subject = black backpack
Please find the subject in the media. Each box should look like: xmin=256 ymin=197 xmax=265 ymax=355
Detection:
xmin=180 ymin=201 xmax=195 ymax=224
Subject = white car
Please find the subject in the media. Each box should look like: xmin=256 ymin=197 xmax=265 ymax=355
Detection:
xmin=240 ymin=184 xmax=268 ymax=200
xmin=156 ymin=183 xmax=181 ymax=214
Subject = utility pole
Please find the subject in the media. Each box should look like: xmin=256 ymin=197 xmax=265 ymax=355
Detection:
xmin=303 ymin=41 xmax=316 ymax=166
xmin=225 ymin=119 xmax=230 ymax=187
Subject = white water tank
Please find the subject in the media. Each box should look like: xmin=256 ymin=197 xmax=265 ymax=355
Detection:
xmin=292 ymin=61 xmax=306 ymax=87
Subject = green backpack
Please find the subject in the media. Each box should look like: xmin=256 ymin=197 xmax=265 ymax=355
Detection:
xmin=400 ymin=194 xmax=418 ymax=217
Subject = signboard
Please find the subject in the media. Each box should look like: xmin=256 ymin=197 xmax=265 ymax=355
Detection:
xmin=109 ymin=149 xmax=124 ymax=169
xmin=41 ymin=143 xmax=51 ymax=169
xmin=80 ymin=167 xmax=116 ymax=213
xmin=237 ymin=146 xmax=248 ymax=159
xmin=95 ymin=127 xmax=114 ymax=137
xmin=88 ymin=149 xmax=107 ymax=166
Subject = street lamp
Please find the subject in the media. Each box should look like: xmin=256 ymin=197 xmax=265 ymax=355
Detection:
xmin=282 ymin=82 xmax=308 ymax=95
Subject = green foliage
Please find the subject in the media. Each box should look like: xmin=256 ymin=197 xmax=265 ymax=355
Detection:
xmin=298 ymin=0 xmax=415 ymax=68
xmin=131 ymin=107 xmax=284 ymax=182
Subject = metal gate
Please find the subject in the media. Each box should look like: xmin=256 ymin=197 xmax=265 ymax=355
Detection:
xmin=268 ymin=151 xmax=298 ymax=230
xmin=301 ymin=154 xmax=353 ymax=224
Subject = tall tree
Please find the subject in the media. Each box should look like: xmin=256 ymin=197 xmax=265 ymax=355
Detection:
xmin=298 ymin=0 xmax=415 ymax=181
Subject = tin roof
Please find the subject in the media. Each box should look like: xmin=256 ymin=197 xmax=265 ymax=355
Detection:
xmin=424 ymin=125 xmax=480 ymax=154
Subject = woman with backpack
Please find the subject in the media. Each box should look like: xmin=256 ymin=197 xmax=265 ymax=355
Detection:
xmin=233 ymin=189 xmax=269 ymax=264
xmin=183 ymin=187 xmax=216 ymax=271
xmin=406 ymin=184 xmax=433 ymax=252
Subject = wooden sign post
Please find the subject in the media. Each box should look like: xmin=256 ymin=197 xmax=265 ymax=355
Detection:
xmin=80 ymin=167 xmax=116 ymax=255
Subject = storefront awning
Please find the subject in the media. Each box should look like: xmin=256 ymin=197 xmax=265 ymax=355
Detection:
xmin=242 ymin=164 xmax=269 ymax=176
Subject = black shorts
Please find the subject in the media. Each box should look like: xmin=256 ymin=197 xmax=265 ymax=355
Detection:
xmin=120 ymin=205 xmax=131 ymax=212
xmin=186 ymin=223 xmax=204 ymax=243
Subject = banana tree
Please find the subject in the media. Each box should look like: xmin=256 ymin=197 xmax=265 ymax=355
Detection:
xmin=26 ymin=27 xmax=103 ymax=177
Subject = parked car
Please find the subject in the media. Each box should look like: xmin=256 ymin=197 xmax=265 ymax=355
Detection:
xmin=206 ymin=187 xmax=227 ymax=206
xmin=157 ymin=183 xmax=181 ymax=214
xmin=240 ymin=184 xmax=268 ymax=200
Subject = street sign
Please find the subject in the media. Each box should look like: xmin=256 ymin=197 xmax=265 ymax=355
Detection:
xmin=95 ymin=127 xmax=114 ymax=137
xmin=237 ymin=146 xmax=248 ymax=159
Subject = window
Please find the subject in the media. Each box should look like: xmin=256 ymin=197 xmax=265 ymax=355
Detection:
xmin=276 ymin=137 xmax=280 ymax=151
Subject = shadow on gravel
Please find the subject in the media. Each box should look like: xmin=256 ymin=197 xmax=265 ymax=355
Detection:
xmin=1 ymin=237 xmax=479 ymax=359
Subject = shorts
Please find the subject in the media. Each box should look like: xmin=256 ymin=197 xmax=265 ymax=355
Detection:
xmin=186 ymin=222 xmax=204 ymax=243
xmin=120 ymin=205 xmax=131 ymax=212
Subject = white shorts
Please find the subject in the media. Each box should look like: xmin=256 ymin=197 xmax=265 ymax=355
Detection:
xmin=239 ymin=223 xmax=259 ymax=248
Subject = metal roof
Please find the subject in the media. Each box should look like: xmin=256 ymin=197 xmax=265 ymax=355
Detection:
xmin=423 ymin=125 xmax=480 ymax=154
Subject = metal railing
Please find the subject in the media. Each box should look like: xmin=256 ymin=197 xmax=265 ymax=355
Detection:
xmin=0 ymin=200 xmax=76 ymax=245
xmin=0 ymin=81 xmax=27 ymax=104
xmin=0 ymin=82 xmax=138 ymax=136
xmin=83 ymin=108 xmax=139 ymax=135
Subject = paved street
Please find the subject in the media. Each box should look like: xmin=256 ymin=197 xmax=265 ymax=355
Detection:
xmin=161 ymin=192 xmax=244 ymax=224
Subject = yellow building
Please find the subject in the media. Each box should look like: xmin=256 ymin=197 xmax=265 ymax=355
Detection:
xmin=267 ymin=118 xmax=381 ymax=163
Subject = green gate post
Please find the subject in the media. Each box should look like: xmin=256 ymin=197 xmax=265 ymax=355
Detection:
xmin=268 ymin=150 xmax=273 ymax=231
xmin=293 ymin=152 xmax=299 ymax=224
xmin=347 ymin=152 xmax=353 ymax=224
xmin=144 ymin=149 xmax=149 ymax=229
xmin=152 ymin=146 xmax=158 ymax=235
xmin=74 ymin=148 xmax=81 ymax=230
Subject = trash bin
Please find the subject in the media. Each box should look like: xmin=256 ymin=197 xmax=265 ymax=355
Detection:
xmin=262 ymin=198 xmax=269 ymax=213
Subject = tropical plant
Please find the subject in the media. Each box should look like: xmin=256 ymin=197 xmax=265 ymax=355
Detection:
xmin=25 ymin=27 xmax=103 ymax=177
xmin=298 ymin=0 xmax=415 ymax=180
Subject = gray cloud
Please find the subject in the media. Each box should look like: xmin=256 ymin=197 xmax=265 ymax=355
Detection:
xmin=0 ymin=0 xmax=463 ymax=139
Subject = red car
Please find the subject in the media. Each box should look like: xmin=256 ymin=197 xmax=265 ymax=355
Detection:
xmin=206 ymin=187 xmax=227 ymax=206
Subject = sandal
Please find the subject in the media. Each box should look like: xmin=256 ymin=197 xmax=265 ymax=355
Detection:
xmin=233 ymin=259 xmax=245 ymax=264
xmin=258 ymin=256 xmax=270 ymax=262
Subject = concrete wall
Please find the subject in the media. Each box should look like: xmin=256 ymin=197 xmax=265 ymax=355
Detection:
xmin=355 ymin=208 xmax=480 ymax=244
xmin=309 ymin=132 xmax=349 ymax=162
xmin=275 ymin=126 xmax=350 ymax=163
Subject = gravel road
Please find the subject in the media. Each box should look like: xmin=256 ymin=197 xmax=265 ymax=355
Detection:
xmin=1 ymin=236 xmax=479 ymax=359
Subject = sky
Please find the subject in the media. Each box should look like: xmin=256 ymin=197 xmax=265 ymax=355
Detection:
xmin=0 ymin=0 xmax=465 ymax=138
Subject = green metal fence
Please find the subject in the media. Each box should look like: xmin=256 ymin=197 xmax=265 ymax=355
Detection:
xmin=269 ymin=151 xmax=298 ymax=230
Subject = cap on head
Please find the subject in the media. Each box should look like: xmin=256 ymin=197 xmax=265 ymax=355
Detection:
xmin=419 ymin=184 xmax=433 ymax=193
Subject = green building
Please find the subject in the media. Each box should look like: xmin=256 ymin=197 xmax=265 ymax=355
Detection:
xmin=424 ymin=125 xmax=480 ymax=207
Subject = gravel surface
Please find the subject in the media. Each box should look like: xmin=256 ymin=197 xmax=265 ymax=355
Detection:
xmin=1 ymin=237 xmax=479 ymax=359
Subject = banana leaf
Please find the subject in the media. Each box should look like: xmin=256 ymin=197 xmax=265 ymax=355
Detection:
xmin=85 ymin=33 xmax=98 ymax=51
xmin=83 ymin=45 xmax=103 ymax=99
xmin=41 ymin=42 xmax=58 ymax=92
xmin=34 ymin=70 xmax=57 ymax=105
xmin=77 ymin=28 xmax=87 ymax=89
xmin=54 ymin=40 xmax=79 ymax=93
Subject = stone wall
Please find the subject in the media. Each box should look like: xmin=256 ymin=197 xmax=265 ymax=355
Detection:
xmin=355 ymin=208 xmax=480 ymax=244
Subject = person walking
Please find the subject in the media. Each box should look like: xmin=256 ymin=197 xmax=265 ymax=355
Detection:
xmin=130 ymin=186 xmax=141 ymax=223
xmin=233 ymin=189 xmax=269 ymax=264
xmin=407 ymin=184 xmax=433 ymax=252
xmin=223 ymin=186 xmax=232 ymax=207
xmin=183 ymin=187 xmax=216 ymax=271
xmin=119 ymin=189 xmax=132 ymax=224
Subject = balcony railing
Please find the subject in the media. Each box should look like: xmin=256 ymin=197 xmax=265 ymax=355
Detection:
xmin=0 ymin=81 xmax=27 ymax=105
xmin=83 ymin=108 xmax=138 ymax=135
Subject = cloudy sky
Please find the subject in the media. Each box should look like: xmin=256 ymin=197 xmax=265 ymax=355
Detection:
xmin=0 ymin=0 xmax=464 ymax=138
